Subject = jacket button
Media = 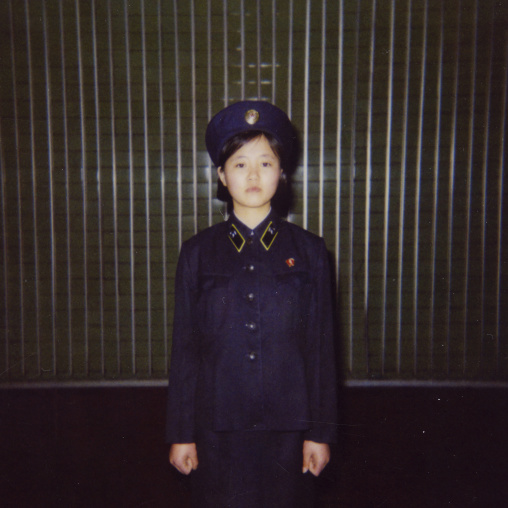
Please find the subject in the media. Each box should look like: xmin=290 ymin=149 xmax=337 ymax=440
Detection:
xmin=245 ymin=322 xmax=257 ymax=331
xmin=246 ymin=292 xmax=255 ymax=302
xmin=247 ymin=352 xmax=257 ymax=361
xmin=245 ymin=264 xmax=255 ymax=272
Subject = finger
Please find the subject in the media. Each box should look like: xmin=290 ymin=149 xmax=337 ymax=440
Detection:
xmin=309 ymin=462 xmax=319 ymax=476
xmin=309 ymin=456 xmax=319 ymax=476
xmin=171 ymin=457 xmax=192 ymax=475
xmin=185 ymin=458 xmax=194 ymax=474
xmin=309 ymin=456 xmax=328 ymax=477
xmin=302 ymin=454 xmax=310 ymax=474
xmin=180 ymin=459 xmax=193 ymax=475
xmin=186 ymin=455 xmax=199 ymax=472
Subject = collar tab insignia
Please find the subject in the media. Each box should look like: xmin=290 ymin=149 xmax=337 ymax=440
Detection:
xmin=260 ymin=221 xmax=278 ymax=251
xmin=228 ymin=224 xmax=246 ymax=252
xmin=285 ymin=258 xmax=295 ymax=268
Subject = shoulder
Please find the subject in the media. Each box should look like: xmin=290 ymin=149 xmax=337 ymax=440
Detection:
xmin=180 ymin=221 xmax=229 ymax=252
xmin=280 ymin=220 xmax=326 ymax=251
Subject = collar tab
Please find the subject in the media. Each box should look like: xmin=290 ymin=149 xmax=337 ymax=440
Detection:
xmin=260 ymin=221 xmax=278 ymax=251
xmin=228 ymin=224 xmax=246 ymax=252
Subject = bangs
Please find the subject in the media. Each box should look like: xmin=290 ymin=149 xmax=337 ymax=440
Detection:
xmin=217 ymin=131 xmax=284 ymax=169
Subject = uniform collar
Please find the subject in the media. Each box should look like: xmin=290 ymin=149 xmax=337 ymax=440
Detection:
xmin=227 ymin=210 xmax=281 ymax=253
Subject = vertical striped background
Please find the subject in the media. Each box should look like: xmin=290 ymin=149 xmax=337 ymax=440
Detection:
xmin=0 ymin=0 xmax=506 ymax=384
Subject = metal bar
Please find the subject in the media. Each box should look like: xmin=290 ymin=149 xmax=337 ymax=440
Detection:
xmin=381 ymin=0 xmax=395 ymax=375
xmin=479 ymin=6 xmax=494 ymax=371
xmin=334 ymin=0 xmax=343 ymax=290
xmin=463 ymin=0 xmax=478 ymax=376
xmin=91 ymin=0 xmax=105 ymax=376
xmin=107 ymin=0 xmax=121 ymax=375
xmin=76 ymin=0 xmax=89 ymax=376
xmin=345 ymin=380 xmax=508 ymax=389
xmin=256 ymin=0 xmax=261 ymax=98
xmin=396 ymin=0 xmax=412 ymax=374
xmin=173 ymin=0 xmax=183 ymax=246
xmin=159 ymin=0 xmax=168 ymax=373
xmin=42 ymin=0 xmax=57 ymax=376
xmin=3 ymin=379 xmax=508 ymax=390
xmin=123 ymin=0 xmax=136 ymax=375
xmin=364 ymin=0 xmax=376 ymax=374
xmin=9 ymin=0 xmax=25 ymax=377
xmin=222 ymin=1 xmax=230 ymax=220
xmin=446 ymin=3 xmax=461 ymax=377
xmin=0 ymin=112 xmax=8 ymax=378
xmin=413 ymin=0 xmax=428 ymax=376
xmin=207 ymin=0 xmax=213 ymax=226
xmin=190 ymin=0 xmax=198 ymax=234
xmin=348 ymin=0 xmax=361 ymax=374
xmin=75 ymin=0 xmax=89 ymax=376
xmin=287 ymin=0 xmax=293 ymax=119
xmin=429 ymin=1 xmax=444 ymax=375
xmin=141 ymin=0 xmax=152 ymax=374
xmin=59 ymin=0 xmax=73 ymax=377
xmin=271 ymin=0 xmax=276 ymax=104
xmin=302 ymin=0 xmax=311 ymax=230
xmin=318 ymin=0 xmax=327 ymax=237
xmin=223 ymin=0 xmax=229 ymax=106
xmin=494 ymin=38 xmax=507 ymax=375
xmin=25 ymin=0 xmax=41 ymax=376
xmin=240 ymin=0 xmax=245 ymax=99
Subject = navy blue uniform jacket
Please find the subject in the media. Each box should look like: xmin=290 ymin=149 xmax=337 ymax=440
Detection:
xmin=166 ymin=211 xmax=337 ymax=445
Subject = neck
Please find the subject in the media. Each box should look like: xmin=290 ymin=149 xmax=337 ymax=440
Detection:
xmin=233 ymin=205 xmax=271 ymax=229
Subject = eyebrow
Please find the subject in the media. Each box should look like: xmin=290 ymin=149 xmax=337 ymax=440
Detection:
xmin=231 ymin=153 xmax=277 ymax=160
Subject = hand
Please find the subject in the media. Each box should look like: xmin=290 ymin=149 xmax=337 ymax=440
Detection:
xmin=302 ymin=440 xmax=330 ymax=477
xmin=169 ymin=443 xmax=199 ymax=475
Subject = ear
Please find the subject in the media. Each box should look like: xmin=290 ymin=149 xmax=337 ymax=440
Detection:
xmin=217 ymin=166 xmax=227 ymax=187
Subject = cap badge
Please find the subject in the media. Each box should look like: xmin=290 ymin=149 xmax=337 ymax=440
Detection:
xmin=245 ymin=109 xmax=260 ymax=125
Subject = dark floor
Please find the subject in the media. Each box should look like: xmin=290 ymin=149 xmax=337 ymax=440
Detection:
xmin=0 ymin=385 xmax=507 ymax=507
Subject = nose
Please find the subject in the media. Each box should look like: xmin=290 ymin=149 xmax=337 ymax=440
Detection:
xmin=247 ymin=164 xmax=259 ymax=180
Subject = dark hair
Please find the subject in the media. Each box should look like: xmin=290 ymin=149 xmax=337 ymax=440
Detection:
xmin=216 ymin=130 xmax=293 ymax=216
xmin=216 ymin=130 xmax=285 ymax=170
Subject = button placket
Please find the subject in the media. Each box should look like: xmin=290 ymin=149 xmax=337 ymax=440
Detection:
xmin=241 ymin=244 xmax=261 ymax=369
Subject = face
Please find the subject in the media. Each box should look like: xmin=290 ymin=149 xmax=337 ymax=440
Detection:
xmin=218 ymin=134 xmax=282 ymax=217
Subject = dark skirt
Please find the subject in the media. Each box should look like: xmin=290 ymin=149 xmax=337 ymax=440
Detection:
xmin=191 ymin=429 xmax=315 ymax=508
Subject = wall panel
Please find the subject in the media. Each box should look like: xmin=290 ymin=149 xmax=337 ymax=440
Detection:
xmin=0 ymin=0 xmax=506 ymax=384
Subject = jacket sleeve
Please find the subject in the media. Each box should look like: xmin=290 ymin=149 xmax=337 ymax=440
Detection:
xmin=165 ymin=243 xmax=200 ymax=444
xmin=303 ymin=238 xmax=338 ymax=444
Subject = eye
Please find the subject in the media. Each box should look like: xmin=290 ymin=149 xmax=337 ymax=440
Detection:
xmin=262 ymin=162 xmax=272 ymax=167
xmin=235 ymin=162 xmax=246 ymax=169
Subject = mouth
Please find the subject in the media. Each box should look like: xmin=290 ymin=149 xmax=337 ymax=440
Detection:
xmin=246 ymin=186 xmax=261 ymax=192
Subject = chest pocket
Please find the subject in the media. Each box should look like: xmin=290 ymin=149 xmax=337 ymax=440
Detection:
xmin=274 ymin=269 xmax=310 ymax=289
xmin=199 ymin=274 xmax=231 ymax=291
xmin=274 ymin=269 xmax=311 ymax=304
xmin=270 ymin=269 xmax=312 ymax=333
xmin=197 ymin=273 xmax=232 ymax=334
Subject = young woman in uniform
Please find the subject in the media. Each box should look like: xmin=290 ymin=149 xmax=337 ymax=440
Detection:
xmin=166 ymin=101 xmax=337 ymax=508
